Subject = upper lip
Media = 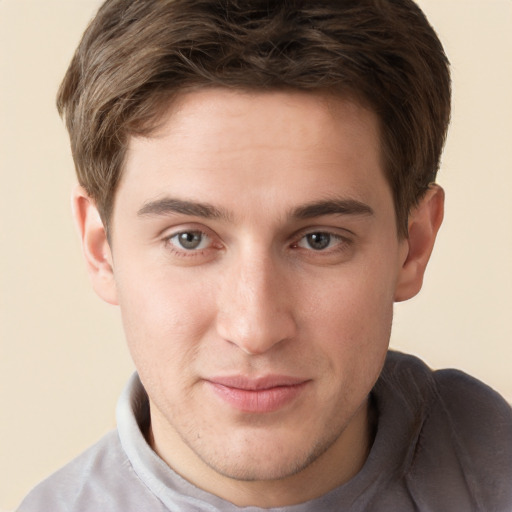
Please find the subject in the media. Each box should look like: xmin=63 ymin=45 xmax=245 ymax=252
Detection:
xmin=206 ymin=375 xmax=309 ymax=390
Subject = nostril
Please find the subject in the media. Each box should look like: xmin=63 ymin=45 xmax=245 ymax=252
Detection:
xmin=217 ymin=311 xmax=297 ymax=356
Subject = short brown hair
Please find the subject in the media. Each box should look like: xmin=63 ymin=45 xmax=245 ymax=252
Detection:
xmin=57 ymin=0 xmax=450 ymax=237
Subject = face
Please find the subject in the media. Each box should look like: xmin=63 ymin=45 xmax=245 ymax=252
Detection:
xmin=106 ymin=89 xmax=410 ymax=497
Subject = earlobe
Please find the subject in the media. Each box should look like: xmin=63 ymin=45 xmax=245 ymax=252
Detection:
xmin=72 ymin=185 xmax=118 ymax=305
xmin=394 ymin=184 xmax=445 ymax=302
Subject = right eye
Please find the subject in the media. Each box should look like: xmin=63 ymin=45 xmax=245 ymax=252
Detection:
xmin=168 ymin=230 xmax=212 ymax=251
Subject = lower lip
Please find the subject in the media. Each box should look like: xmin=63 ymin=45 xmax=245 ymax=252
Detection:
xmin=207 ymin=382 xmax=308 ymax=413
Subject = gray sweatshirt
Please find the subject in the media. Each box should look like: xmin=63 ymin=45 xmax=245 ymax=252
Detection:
xmin=17 ymin=351 xmax=512 ymax=512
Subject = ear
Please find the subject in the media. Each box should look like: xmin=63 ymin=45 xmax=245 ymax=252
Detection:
xmin=72 ymin=185 xmax=118 ymax=305
xmin=394 ymin=184 xmax=444 ymax=302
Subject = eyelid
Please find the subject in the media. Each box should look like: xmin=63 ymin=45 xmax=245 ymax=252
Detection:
xmin=161 ymin=222 xmax=216 ymax=240
xmin=290 ymin=225 xmax=354 ymax=244
xmin=161 ymin=223 xmax=224 ymax=259
xmin=296 ymin=232 xmax=345 ymax=250
xmin=288 ymin=226 xmax=356 ymax=261
xmin=168 ymin=230 xmax=212 ymax=251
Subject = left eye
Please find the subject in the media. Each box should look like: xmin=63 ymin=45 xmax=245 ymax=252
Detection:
xmin=169 ymin=231 xmax=211 ymax=251
xmin=297 ymin=232 xmax=341 ymax=251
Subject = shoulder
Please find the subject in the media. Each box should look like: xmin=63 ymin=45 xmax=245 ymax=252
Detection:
xmin=382 ymin=351 xmax=512 ymax=433
xmin=434 ymin=367 xmax=512 ymax=436
xmin=433 ymin=368 xmax=512 ymax=502
xmin=17 ymin=431 xmax=120 ymax=511
xmin=417 ymin=362 xmax=512 ymax=510
xmin=432 ymin=367 xmax=512 ymax=470
xmin=16 ymin=430 xmax=160 ymax=512
xmin=379 ymin=352 xmax=512 ymax=510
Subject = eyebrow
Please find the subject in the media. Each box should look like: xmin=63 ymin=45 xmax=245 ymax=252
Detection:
xmin=137 ymin=197 xmax=230 ymax=220
xmin=291 ymin=199 xmax=374 ymax=219
xmin=137 ymin=196 xmax=374 ymax=221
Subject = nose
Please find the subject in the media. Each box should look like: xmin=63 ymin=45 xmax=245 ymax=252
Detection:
xmin=215 ymin=252 xmax=297 ymax=355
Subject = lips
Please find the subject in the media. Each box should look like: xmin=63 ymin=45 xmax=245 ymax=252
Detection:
xmin=205 ymin=375 xmax=309 ymax=413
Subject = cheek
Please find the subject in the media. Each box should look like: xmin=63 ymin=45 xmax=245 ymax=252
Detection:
xmin=304 ymin=257 xmax=396 ymax=336
xmin=113 ymin=263 xmax=215 ymax=377
xmin=301 ymin=262 xmax=396 ymax=389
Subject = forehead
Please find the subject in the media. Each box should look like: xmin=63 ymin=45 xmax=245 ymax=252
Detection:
xmin=117 ymin=88 xmax=390 ymax=221
xmin=147 ymin=88 xmax=380 ymax=158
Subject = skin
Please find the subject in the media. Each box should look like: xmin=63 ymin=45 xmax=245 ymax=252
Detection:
xmin=74 ymin=89 xmax=444 ymax=507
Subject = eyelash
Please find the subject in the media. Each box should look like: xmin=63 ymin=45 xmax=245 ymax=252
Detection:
xmin=164 ymin=229 xmax=216 ymax=259
xmin=292 ymin=231 xmax=350 ymax=253
xmin=163 ymin=227 xmax=353 ymax=260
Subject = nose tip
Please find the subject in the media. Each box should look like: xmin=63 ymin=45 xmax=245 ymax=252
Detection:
xmin=219 ymin=308 xmax=296 ymax=355
xmin=219 ymin=318 xmax=296 ymax=356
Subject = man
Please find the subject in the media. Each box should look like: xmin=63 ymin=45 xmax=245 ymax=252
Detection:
xmin=17 ymin=0 xmax=512 ymax=511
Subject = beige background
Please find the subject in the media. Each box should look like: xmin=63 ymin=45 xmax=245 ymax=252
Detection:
xmin=1 ymin=0 xmax=511 ymax=509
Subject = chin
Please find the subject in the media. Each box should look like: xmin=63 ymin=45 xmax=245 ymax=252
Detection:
xmin=203 ymin=453 xmax=311 ymax=482
xmin=195 ymin=426 xmax=341 ymax=483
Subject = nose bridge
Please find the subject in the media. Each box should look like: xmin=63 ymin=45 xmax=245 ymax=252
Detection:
xmin=216 ymin=248 xmax=296 ymax=355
